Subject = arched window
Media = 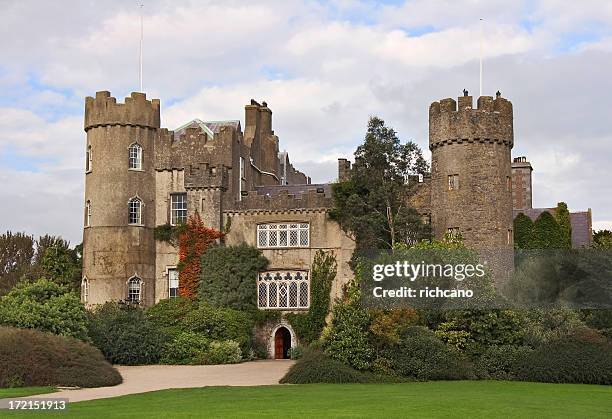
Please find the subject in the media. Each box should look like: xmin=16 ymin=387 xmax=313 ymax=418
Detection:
xmin=86 ymin=144 xmax=93 ymax=172
xmin=128 ymin=197 xmax=142 ymax=225
xmin=127 ymin=276 xmax=142 ymax=303
xmin=85 ymin=200 xmax=92 ymax=227
xmin=81 ymin=277 xmax=89 ymax=303
xmin=128 ymin=143 xmax=142 ymax=170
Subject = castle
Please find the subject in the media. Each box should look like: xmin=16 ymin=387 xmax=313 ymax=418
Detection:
xmin=81 ymin=90 xmax=591 ymax=358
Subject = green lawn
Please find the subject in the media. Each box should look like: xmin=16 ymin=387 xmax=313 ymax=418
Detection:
xmin=5 ymin=381 xmax=612 ymax=418
xmin=0 ymin=387 xmax=55 ymax=399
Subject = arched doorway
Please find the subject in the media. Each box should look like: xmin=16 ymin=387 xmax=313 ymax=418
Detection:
xmin=274 ymin=327 xmax=291 ymax=359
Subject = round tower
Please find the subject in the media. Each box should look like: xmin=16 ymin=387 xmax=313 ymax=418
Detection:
xmin=82 ymin=91 xmax=160 ymax=306
xmin=429 ymin=92 xmax=514 ymax=250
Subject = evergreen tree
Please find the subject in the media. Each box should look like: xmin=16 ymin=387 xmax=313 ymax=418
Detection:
xmin=532 ymin=212 xmax=565 ymax=249
xmin=555 ymin=202 xmax=572 ymax=249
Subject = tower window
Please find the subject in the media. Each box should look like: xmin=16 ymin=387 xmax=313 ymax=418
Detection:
xmin=81 ymin=277 xmax=89 ymax=303
xmin=508 ymin=229 xmax=513 ymax=245
xmin=128 ymin=197 xmax=143 ymax=225
xmin=448 ymin=174 xmax=459 ymax=190
xmin=170 ymin=193 xmax=187 ymax=225
xmin=85 ymin=200 xmax=92 ymax=227
xmin=168 ymin=268 xmax=179 ymax=299
xmin=127 ymin=276 xmax=142 ymax=303
xmin=128 ymin=143 xmax=143 ymax=170
xmin=86 ymin=144 xmax=92 ymax=172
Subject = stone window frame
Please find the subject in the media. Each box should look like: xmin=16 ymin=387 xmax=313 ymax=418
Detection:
xmin=81 ymin=277 xmax=89 ymax=303
xmin=448 ymin=174 xmax=459 ymax=191
xmin=507 ymin=229 xmax=513 ymax=245
xmin=128 ymin=196 xmax=144 ymax=226
xmin=256 ymin=222 xmax=310 ymax=249
xmin=85 ymin=200 xmax=92 ymax=227
xmin=166 ymin=266 xmax=179 ymax=299
xmin=85 ymin=144 xmax=93 ymax=173
xmin=257 ymin=270 xmax=310 ymax=310
xmin=128 ymin=142 xmax=143 ymax=171
xmin=170 ymin=193 xmax=187 ymax=226
xmin=127 ymin=275 xmax=143 ymax=303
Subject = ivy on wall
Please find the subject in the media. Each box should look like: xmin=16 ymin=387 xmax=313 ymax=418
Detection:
xmin=286 ymin=250 xmax=337 ymax=344
xmin=178 ymin=212 xmax=224 ymax=300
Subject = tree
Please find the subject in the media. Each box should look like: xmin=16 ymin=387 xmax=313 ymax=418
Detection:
xmin=593 ymin=230 xmax=612 ymax=249
xmin=555 ymin=202 xmax=572 ymax=249
xmin=41 ymin=243 xmax=82 ymax=292
xmin=330 ymin=117 xmax=430 ymax=253
xmin=198 ymin=244 xmax=268 ymax=311
xmin=178 ymin=212 xmax=224 ymax=300
xmin=532 ymin=212 xmax=565 ymax=249
xmin=0 ymin=279 xmax=88 ymax=339
xmin=513 ymin=213 xmax=535 ymax=249
xmin=0 ymin=231 xmax=34 ymax=296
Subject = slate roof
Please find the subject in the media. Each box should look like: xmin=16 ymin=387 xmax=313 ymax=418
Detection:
xmin=174 ymin=119 xmax=241 ymax=137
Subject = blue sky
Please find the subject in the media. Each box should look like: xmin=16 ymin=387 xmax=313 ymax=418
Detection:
xmin=1 ymin=0 xmax=612 ymax=244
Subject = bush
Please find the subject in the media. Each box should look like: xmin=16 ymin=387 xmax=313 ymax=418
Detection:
xmin=160 ymin=331 xmax=209 ymax=365
xmin=522 ymin=308 xmax=585 ymax=347
xmin=288 ymin=345 xmax=305 ymax=360
xmin=204 ymin=340 xmax=242 ymax=364
xmin=0 ymin=326 xmax=121 ymax=388
xmin=323 ymin=302 xmax=374 ymax=370
xmin=199 ymin=244 xmax=268 ymax=311
xmin=280 ymin=349 xmax=390 ymax=384
xmin=384 ymin=327 xmax=474 ymax=380
xmin=87 ymin=302 xmax=165 ymax=365
xmin=146 ymin=297 xmax=196 ymax=340
xmin=0 ymin=279 xmax=88 ymax=340
xmin=513 ymin=328 xmax=612 ymax=384
xmin=475 ymin=345 xmax=533 ymax=380
xmin=183 ymin=303 xmax=254 ymax=352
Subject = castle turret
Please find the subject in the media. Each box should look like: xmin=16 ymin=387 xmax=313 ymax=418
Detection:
xmin=82 ymin=91 xmax=159 ymax=306
xmin=429 ymin=92 xmax=514 ymax=249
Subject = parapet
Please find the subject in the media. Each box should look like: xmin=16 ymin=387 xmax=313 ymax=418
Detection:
xmin=84 ymin=91 xmax=160 ymax=132
xmin=429 ymin=93 xmax=513 ymax=150
xmin=228 ymin=188 xmax=333 ymax=213
xmin=184 ymin=164 xmax=229 ymax=190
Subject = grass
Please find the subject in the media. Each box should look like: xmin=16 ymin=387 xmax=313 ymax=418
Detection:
xmin=4 ymin=381 xmax=612 ymax=418
xmin=0 ymin=387 xmax=55 ymax=399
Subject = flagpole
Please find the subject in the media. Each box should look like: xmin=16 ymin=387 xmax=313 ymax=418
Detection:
xmin=139 ymin=3 xmax=144 ymax=93
xmin=479 ymin=18 xmax=483 ymax=97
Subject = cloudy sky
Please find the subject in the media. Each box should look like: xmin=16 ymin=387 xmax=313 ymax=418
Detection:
xmin=1 ymin=0 xmax=611 ymax=244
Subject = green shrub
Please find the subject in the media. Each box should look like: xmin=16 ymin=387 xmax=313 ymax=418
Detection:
xmin=146 ymin=297 xmax=196 ymax=340
xmin=0 ymin=326 xmax=121 ymax=388
xmin=160 ymin=331 xmax=210 ymax=365
xmin=183 ymin=303 xmax=254 ymax=351
xmin=87 ymin=302 xmax=165 ymax=365
xmin=198 ymin=244 xmax=268 ymax=311
xmin=0 ymin=279 xmax=88 ymax=340
xmin=204 ymin=340 xmax=242 ymax=364
xmin=323 ymin=302 xmax=374 ymax=370
xmin=280 ymin=349 xmax=391 ymax=384
xmin=522 ymin=308 xmax=585 ymax=347
xmin=288 ymin=345 xmax=305 ymax=360
xmin=384 ymin=326 xmax=474 ymax=380
xmin=513 ymin=328 xmax=612 ymax=384
xmin=475 ymin=345 xmax=533 ymax=380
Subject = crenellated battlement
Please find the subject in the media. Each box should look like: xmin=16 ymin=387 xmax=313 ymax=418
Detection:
xmin=228 ymin=188 xmax=332 ymax=213
xmin=429 ymin=93 xmax=513 ymax=150
xmin=183 ymin=164 xmax=229 ymax=190
xmin=84 ymin=91 xmax=160 ymax=132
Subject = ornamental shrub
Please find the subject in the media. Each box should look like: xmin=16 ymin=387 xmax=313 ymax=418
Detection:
xmin=383 ymin=326 xmax=474 ymax=380
xmin=0 ymin=326 xmax=122 ymax=388
xmin=87 ymin=302 xmax=165 ymax=365
xmin=183 ymin=303 xmax=254 ymax=352
xmin=160 ymin=331 xmax=210 ymax=365
xmin=532 ymin=211 xmax=565 ymax=249
xmin=198 ymin=243 xmax=268 ymax=311
xmin=0 ymin=279 xmax=88 ymax=340
xmin=146 ymin=297 xmax=196 ymax=340
xmin=513 ymin=328 xmax=612 ymax=384
xmin=286 ymin=250 xmax=336 ymax=343
xmin=204 ymin=340 xmax=242 ymax=364
xmin=474 ymin=345 xmax=533 ymax=380
xmin=513 ymin=213 xmax=535 ymax=249
xmin=323 ymin=301 xmax=374 ymax=370
xmin=280 ymin=349 xmax=390 ymax=384
xmin=288 ymin=345 xmax=305 ymax=360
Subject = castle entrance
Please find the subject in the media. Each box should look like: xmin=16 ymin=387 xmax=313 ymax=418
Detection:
xmin=274 ymin=327 xmax=291 ymax=359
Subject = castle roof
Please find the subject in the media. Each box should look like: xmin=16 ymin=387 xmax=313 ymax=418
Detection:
xmin=174 ymin=119 xmax=241 ymax=137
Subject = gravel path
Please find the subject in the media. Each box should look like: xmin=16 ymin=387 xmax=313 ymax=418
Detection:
xmin=18 ymin=360 xmax=294 ymax=403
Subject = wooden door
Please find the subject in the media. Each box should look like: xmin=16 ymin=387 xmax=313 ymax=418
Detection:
xmin=274 ymin=329 xmax=284 ymax=359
